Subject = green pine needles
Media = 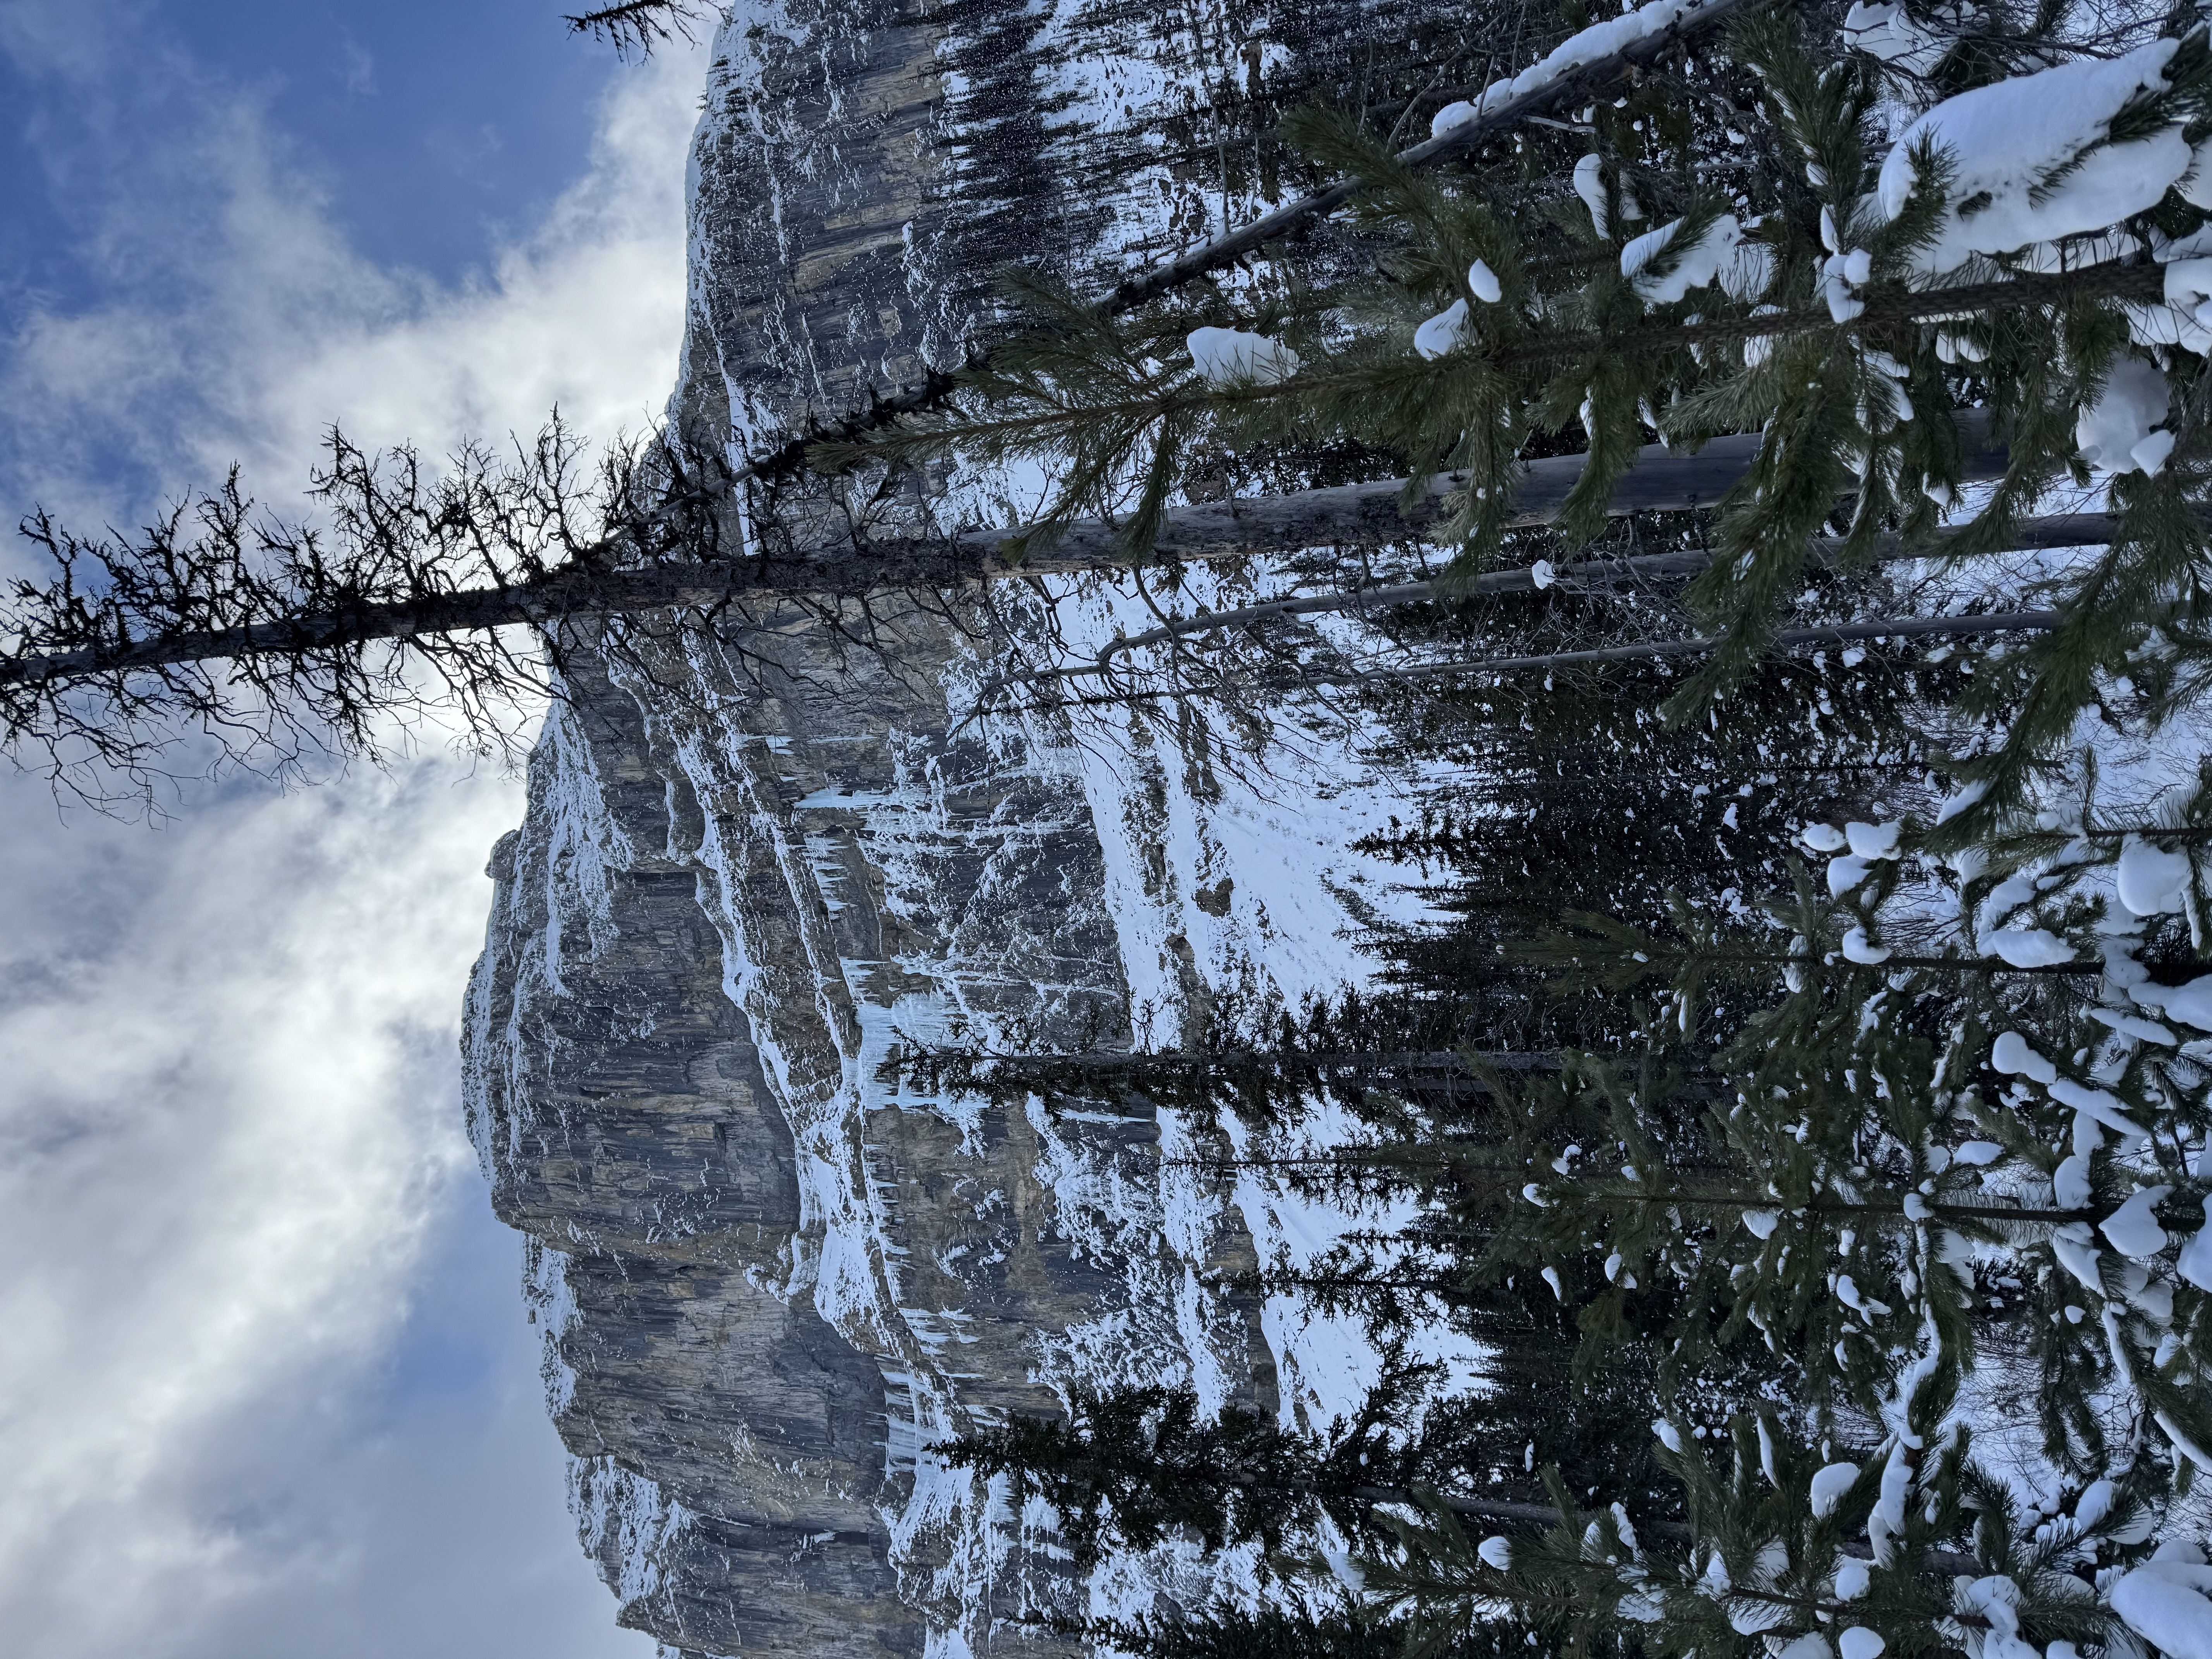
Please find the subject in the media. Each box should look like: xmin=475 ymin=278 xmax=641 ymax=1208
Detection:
xmin=821 ymin=0 xmax=2212 ymax=816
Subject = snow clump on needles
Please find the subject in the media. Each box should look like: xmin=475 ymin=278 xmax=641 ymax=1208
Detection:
xmin=1429 ymin=0 xmax=1721 ymax=137
xmin=1187 ymin=326 xmax=1301 ymax=387
xmin=1877 ymin=37 xmax=2209 ymax=273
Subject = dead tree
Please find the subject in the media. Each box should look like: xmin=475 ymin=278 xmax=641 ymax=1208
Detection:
xmin=7 ymin=396 xmax=2130 ymax=814
xmin=0 ymin=420 xmax=737 ymax=811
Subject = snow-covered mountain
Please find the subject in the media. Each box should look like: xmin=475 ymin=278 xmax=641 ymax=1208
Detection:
xmin=461 ymin=3 xmax=1465 ymax=1652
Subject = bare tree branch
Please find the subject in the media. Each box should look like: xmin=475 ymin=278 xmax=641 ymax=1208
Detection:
xmin=563 ymin=0 xmax=713 ymax=60
xmin=1094 ymin=0 xmax=1759 ymax=314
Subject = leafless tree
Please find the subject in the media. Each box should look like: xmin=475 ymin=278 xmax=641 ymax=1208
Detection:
xmin=2 ymin=396 xmax=2100 ymax=816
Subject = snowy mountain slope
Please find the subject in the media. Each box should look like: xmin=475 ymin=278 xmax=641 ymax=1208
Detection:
xmin=462 ymin=2 xmax=1482 ymax=1653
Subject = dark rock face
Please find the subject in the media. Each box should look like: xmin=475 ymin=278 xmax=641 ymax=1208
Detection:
xmin=462 ymin=0 xmax=1483 ymax=1650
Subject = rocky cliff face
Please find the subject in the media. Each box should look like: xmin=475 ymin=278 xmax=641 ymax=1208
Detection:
xmin=461 ymin=2 xmax=1465 ymax=1652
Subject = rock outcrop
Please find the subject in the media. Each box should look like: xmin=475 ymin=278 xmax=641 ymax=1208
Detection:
xmin=462 ymin=1 xmax=1459 ymax=1650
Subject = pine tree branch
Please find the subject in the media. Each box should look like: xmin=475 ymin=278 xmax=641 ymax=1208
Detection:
xmin=1093 ymin=0 xmax=1760 ymax=316
xmin=1569 ymin=261 xmax=2170 ymax=361
xmin=728 ymin=0 xmax=1760 ymax=489
xmin=822 ymin=262 xmax=2148 ymax=510
xmin=1285 ymin=261 xmax=2167 ymax=378
xmin=1326 ymin=1483 xmax=1980 ymax=1573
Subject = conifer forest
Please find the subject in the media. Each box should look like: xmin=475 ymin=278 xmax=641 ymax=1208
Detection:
xmin=882 ymin=3 xmax=2212 ymax=1652
xmin=14 ymin=0 xmax=2212 ymax=1654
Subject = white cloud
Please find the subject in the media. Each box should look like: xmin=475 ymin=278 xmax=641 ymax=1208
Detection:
xmin=0 ymin=762 xmax=517 ymax=1654
xmin=246 ymin=47 xmax=703 ymax=477
xmin=1 ymin=16 xmax=701 ymax=520
xmin=0 ymin=7 xmax=698 ymax=1656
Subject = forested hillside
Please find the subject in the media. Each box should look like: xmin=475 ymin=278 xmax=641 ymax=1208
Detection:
xmin=838 ymin=0 xmax=2212 ymax=1653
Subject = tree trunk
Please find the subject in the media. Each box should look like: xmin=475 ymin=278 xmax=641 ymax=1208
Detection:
xmin=1 ymin=422 xmax=2017 ymax=690
xmin=1001 ymin=510 xmax=2111 ymax=687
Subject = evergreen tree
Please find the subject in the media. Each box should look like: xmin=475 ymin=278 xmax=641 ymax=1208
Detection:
xmin=1362 ymin=1410 xmax=2147 ymax=1659
xmin=903 ymin=12 xmax=2212 ymax=1649
xmin=1500 ymin=856 xmax=2212 ymax=1468
xmin=941 ymin=1360 xmax=1480 ymax=1567
xmin=834 ymin=0 xmax=2212 ymax=828
xmin=882 ymin=983 xmax=1527 ymax=1141
xmin=898 ymin=12 xmax=2212 ymax=1654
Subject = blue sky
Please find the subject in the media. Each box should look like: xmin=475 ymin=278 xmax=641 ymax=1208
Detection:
xmin=0 ymin=2 xmax=698 ymax=1654
xmin=0 ymin=0 xmax=696 ymax=523
xmin=0 ymin=2 xmax=616 ymax=311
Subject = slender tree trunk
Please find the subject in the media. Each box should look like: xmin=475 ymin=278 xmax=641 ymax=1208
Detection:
xmin=996 ymin=511 xmax=2112 ymax=689
xmin=1014 ymin=608 xmax=2063 ymax=706
xmin=3 ymin=426 xmax=2018 ymax=692
xmin=1300 ymin=607 xmax=2060 ymax=682
xmin=926 ymin=1048 xmax=1551 ymax=1072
